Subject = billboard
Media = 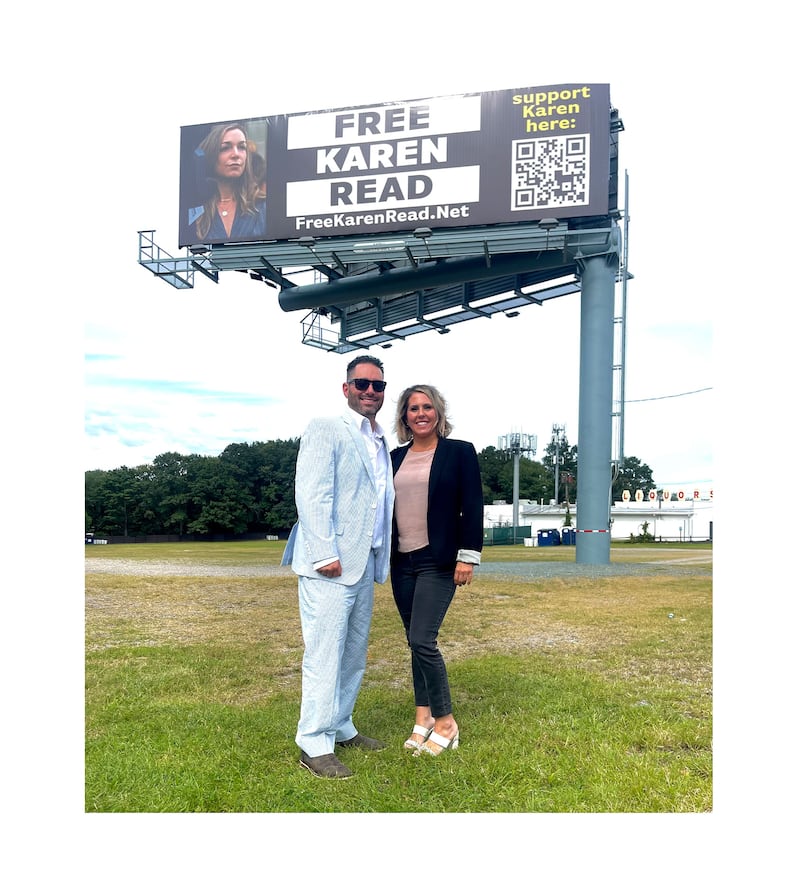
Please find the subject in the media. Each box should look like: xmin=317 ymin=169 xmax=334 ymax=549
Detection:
xmin=179 ymin=83 xmax=611 ymax=247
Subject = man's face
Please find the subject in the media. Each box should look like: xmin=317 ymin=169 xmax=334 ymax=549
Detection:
xmin=343 ymin=363 xmax=385 ymax=423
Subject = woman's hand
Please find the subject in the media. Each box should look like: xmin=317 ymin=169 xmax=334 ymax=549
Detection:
xmin=454 ymin=561 xmax=474 ymax=586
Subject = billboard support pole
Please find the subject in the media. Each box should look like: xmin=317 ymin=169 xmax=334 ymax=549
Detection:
xmin=575 ymin=245 xmax=619 ymax=565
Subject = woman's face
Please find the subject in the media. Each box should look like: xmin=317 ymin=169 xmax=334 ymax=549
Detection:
xmin=405 ymin=392 xmax=438 ymax=441
xmin=215 ymin=128 xmax=248 ymax=180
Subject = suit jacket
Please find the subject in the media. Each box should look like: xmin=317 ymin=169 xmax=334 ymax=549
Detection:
xmin=390 ymin=437 xmax=483 ymax=568
xmin=282 ymin=413 xmax=395 ymax=585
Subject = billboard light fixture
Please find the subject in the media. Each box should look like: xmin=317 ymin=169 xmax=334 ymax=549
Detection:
xmin=353 ymin=239 xmax=406 ymax=249
xmin=295 ymin=236 xmax=336 ymax=272
xmin=413 ymin=227 xmax=433 ymax=258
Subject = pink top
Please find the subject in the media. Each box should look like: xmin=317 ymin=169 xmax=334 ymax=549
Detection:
xmin=394 ymin=448 xmax=435 ymax=553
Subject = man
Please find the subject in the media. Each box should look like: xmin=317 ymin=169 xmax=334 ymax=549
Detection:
xmin=282 ymin=355 xmax=395 ymax=778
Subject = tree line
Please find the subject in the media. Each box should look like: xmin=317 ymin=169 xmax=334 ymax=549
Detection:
xmin=85 ymin=436 xmax=654 ymax=539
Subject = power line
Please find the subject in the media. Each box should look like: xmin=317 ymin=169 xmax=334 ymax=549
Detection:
xmin=626 ymin=387 xmax=712 ymax=403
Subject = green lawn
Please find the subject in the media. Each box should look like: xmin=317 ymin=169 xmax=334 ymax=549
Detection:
xmin=85 ymin=541 xmax=712 ymax=812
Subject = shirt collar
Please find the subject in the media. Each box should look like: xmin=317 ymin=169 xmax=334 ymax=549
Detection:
xmin=348 ymin=407 xmax=385 ymax=440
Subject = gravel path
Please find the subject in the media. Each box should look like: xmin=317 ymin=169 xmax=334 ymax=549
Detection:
xmin=85 ymin=558 xmax=288 ymax=578
xmin=85 ymin=555 xmax=711 ymax=579
xmin=480 ymin=560 xmax=711 ymax=578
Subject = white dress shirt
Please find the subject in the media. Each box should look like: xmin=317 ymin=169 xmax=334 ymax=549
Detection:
xmin=349 ymin=408 xmax=389 ymax=551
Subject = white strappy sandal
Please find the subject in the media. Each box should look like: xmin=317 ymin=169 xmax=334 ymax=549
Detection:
xmin=417 ymin=730 xmax=460 ymax=756
xmin=403 ymin=724 xmax=434 ymax=751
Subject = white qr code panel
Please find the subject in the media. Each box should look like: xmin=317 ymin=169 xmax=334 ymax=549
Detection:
xmin=511 ymin=134 xmax=590 ymax=211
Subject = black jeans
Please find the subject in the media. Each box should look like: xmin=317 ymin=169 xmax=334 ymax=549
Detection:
xmin=391 ymin=546 xmax=457 ymax=718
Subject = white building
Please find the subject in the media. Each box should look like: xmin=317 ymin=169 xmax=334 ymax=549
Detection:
xmin=484 ymin=487 xmax=713 ymax=543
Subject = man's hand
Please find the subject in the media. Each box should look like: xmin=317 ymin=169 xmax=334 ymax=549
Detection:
xmin=318 ymin=560 xmax=343 ymax=578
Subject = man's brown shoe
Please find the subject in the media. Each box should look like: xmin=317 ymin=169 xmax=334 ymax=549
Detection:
xmin=299 ymin=751 xmax=353 ymax=779
xmin=336 ymin=733 xmax=386 ymax=751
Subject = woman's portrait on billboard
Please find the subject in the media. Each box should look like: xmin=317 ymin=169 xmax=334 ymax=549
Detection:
xmin=186 ymin=121 xmax=267 ymax=243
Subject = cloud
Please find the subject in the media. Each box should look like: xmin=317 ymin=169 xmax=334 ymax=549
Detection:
xmin=85 ymin=373 xmax=277 ymax=405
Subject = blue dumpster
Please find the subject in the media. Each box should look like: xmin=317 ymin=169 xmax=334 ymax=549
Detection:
xmin=537 ymin=528 xmax=562 ymax=547
xmin=561 ymin=527 xmax=576 ymax=545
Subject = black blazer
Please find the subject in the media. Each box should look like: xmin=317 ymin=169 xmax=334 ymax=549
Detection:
xmin=391 ymin=437 xmax=484 ymax=568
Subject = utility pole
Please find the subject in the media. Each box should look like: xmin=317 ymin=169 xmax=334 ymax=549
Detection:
xmin=551 ymin=423 xmax=565 ymax=504
xmin=498 ymin=432 xmax=537 ymax=544
xmin=561 ymin=472 xmax=574 ymax=506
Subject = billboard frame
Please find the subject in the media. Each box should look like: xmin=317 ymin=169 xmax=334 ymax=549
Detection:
xmin=178 ymin=83 xmax=617 ymax=248
xmin=142 ymin=89 xmax=623 ymax=353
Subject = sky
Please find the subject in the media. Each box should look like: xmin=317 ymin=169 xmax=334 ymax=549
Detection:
xmin=75 ymin=3 xmax=720 ymax=491
xmin=7 ymin=0 xmax=797 ymax=867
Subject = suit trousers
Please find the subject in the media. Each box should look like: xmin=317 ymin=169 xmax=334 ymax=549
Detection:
xmin=295 ymin=550 xmax=376 ymax=757
xmin=390 ymin=546 xmax=456 ymax=718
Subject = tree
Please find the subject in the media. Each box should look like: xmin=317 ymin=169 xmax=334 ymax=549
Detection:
xmin=612 ymin=456 xmax=655 ymax=502
xmin=102 ymin=467 xmax=142 ymax=535
xmin=218 ymin=439 xmax=300 ymax=533
xmin=630 ymin=520 xmax=655 ymax=542
xmin=85 ymin=469 xmax=108 ymax=533
xmin=185 ymin=455 xmax=250 ymax=536
xmin=253 ymin=439 xmax=300 ymax=533
xmin=146 ymin=452 xmax=192 ymax=535
xmin=476 ymin=447 xmax=506 ymax=504
xmin=85 ymin=440 xmax=657 ymax=539
xmin=476 ymin=446 xmax=550 ymax=505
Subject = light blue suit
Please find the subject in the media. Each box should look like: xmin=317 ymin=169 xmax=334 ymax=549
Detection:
xmin=282 ymin=413 xmax=394 ymax=756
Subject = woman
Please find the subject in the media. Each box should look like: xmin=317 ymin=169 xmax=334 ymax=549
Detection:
xmin=390 ymin=384 xmax=483 ymax=756
xmin=189 ymin=122 xmax=266 ymax=242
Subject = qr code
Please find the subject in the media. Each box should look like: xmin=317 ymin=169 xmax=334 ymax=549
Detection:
xmin=511 ymin=134 xmax=590 ymax=211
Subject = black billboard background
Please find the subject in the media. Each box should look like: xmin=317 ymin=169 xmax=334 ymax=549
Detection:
xmin=178 ymin=84 xmax=611 ymax=247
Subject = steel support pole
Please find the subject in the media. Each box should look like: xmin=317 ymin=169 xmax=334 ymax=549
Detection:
xmin=576 ymin=252 xmax=617 ymax=564
xmin=512 ymin=451 xmax=520 ymax=544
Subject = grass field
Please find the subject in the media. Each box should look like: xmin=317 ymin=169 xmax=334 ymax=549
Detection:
xmin=85 ymin=541 xmax=712 ymax=813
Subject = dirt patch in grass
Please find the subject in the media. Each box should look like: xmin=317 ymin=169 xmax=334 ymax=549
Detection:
xmin=86 ymin=573 xmax=302 ymax=652
xmin=86 ymin=556 xmax=711 ymax=695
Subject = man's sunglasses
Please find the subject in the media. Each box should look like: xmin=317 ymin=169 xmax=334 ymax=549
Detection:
xmin=348 ymin=378 xmax=387 ymax=392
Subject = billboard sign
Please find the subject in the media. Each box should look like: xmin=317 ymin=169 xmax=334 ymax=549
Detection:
xmin=179 ymin=83 xmax=611 ymax=247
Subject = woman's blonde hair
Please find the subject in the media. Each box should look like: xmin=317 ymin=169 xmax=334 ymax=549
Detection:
xmin=394 ymin=384 xmax=453 ymax=443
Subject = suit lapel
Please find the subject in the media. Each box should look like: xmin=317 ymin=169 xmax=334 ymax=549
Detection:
xmin=391 ymin=443 xmax=410 ymax=474
xmin=343 ymin=413 xmax=375 ymax=483
xmin=428 ymin=438 xmax=448 ymax=496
